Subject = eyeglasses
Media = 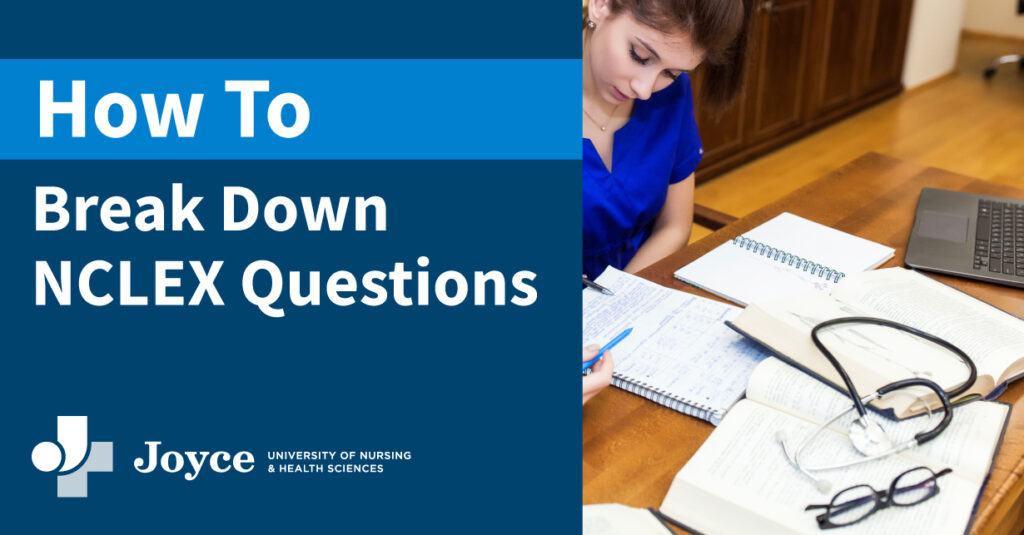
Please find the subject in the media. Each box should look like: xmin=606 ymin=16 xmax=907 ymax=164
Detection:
xmin=805 ymin=466 xmax=953 ymax=529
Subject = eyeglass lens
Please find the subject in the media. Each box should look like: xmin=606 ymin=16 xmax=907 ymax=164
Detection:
xmin=891 ymin=467 xmax=940 ymax=505
xmin=828 ymin=485 xmax=879 ymax=526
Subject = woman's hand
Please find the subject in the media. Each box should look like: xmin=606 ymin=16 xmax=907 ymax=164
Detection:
xmin=583 ymin=345 xmax=614 ymax=405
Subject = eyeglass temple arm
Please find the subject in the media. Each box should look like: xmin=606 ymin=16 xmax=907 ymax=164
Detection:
xmin=877 ymin=378 xmax=953 ymax=444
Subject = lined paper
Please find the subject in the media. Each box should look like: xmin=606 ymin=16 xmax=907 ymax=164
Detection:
xmin=583 ymin=267 xmax=768 ymax=424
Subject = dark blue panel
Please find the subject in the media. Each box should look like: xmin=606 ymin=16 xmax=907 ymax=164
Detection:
xmin=0 ymin=1 xmax=580 ymax=59
xmin=1 ymin=160 xmax=581 ymax=532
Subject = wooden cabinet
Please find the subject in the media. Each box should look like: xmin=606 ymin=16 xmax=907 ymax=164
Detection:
xmin=693 ymin=0 xmax=914 ymax=182
xmin=746 ymin=0 xmax=814 ymax=143
xmin=808 ymin=0 xmax=873 ymax=118
xmin=862 ymin=0 xmax=914 ymax=95
xmin=690 ymin=71 xmax=747 ymax=164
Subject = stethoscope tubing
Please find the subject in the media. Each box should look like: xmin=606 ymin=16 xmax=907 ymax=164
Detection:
xmin=810 ymin=316 xmax=977 ymax=420
xmin=783 ymin=316 xmax=979 ymax=491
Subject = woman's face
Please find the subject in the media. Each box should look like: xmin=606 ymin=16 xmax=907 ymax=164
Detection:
xmin=586 ymin=5 xmax=704 ymax=105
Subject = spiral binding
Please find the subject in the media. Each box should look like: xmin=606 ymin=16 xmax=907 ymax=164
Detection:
xmin=611 ymin=373 xmax=722 ymax=424
xmin=731 ymin=236 xmax=846 ymax=283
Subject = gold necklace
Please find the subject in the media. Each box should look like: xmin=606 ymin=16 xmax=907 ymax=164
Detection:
xmin=583 ymin=102 xmax=620 ymax=132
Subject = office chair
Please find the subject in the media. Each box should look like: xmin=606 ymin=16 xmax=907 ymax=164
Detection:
xmin=983 ymin=0 xmax=1024 ymax=79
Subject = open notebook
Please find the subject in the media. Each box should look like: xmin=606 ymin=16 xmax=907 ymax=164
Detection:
xmin=659 ymin=357 xmax=1010 ymax=535
xmin=583 ymin=267 xmax=768 ymax=425
xmin=674 ymin=212 xmax=895 ymax=306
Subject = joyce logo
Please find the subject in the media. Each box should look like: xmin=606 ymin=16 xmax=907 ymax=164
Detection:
xmin=31 ymin=416 xmax=113 ymax=498
xmin=134 ymin=441 xmax=255 ymax=480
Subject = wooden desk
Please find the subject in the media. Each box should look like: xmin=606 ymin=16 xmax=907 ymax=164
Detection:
xmin=582 ymin=153 xmax=1024 ymax=535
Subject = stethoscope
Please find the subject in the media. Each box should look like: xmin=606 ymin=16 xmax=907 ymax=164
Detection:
xmin=777 ymin=317 xmax=977 ymax=493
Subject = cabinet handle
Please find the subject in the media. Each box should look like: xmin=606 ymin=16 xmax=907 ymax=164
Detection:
xmin=759 ymin=0 xmax=775 ymax=13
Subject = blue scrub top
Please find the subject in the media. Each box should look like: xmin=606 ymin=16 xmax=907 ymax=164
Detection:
xmin=582 ymin=75 xmax=703 ymax=280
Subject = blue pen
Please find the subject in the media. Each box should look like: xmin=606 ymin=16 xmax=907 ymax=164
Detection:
xmin=582 ymin=327 xmax=633 ymax=373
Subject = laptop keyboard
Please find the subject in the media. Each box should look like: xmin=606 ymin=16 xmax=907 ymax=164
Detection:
xmin=975 ymin=199 xmax=1024 ymax=276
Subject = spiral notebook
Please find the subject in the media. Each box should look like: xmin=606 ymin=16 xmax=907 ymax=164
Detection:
xmin=674 ymin=212 xmax=894 ymax=306
xmin=583 ymin=267 xmax=768 ymax=425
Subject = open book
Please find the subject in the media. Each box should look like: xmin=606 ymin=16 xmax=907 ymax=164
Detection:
xmin=674 ymin=212 xmax=895 ymax=306
xmin=728 ymin=267 xmax=1024 ymax=419
xmin=659 ymin=357 xmax=1010 ymax=535
xmin=583 ymin=267 xmax=768 ymax=425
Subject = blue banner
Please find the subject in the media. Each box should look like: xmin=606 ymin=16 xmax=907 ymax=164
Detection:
xmin=0 ymin=60 xmax=580 ymax=160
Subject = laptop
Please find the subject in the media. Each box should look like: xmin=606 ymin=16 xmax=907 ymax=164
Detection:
xmin=905 ymin=187 xmax=1024 ymax=289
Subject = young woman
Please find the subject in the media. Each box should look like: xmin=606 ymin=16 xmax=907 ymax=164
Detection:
xmin=582 ymin=0 xmax=749 ymax=280
xmin=582 ymin=0 xmax=750 ymax=404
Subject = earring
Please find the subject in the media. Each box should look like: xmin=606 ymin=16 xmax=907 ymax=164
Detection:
xmin=586 ymin=17 xmax=596 ymax=29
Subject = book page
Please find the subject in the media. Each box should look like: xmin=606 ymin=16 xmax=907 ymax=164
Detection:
xmin=582 ymin=504 xmax=671 ymax=535
xmin=897 ymin=400 xmax=1009 ymax=483
xmin=661 ymin=400 xmax=982 ymax=535
xmin=746 ymin=358 xmax=1008 ymax=483
xmin=583 ymin=268 xmax=768 ymax=422
xmin=746 ymin=357 xmax=863 ymax=428
xmin=836 ymin=268 xmax=1024 ymax=384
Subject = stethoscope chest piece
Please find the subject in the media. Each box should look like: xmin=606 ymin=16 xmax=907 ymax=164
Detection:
xmin=849 ymin=418 xmax=892 ymax=457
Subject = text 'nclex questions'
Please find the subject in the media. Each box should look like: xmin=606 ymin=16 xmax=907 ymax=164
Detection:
xmin=32 ymin=185 xmax=539 ymax=317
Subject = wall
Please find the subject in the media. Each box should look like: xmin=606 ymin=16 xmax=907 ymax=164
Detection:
xmin=903 ymin=0 xmax=967 ymax=88
xmin=963 ymin=0 xmax=1024 ymax=39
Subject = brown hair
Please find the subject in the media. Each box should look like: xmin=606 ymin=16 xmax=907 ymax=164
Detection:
xmin=601 ymin=0 xmax=752 ymax=110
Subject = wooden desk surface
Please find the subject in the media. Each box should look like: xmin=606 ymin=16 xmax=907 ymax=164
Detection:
xmin=582 ymin=153 xmax=1024 ymax=535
